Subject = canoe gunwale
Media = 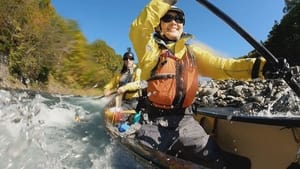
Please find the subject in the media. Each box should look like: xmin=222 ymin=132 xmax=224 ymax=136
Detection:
xmin=194 ymin=107 xmax=300 ymax=127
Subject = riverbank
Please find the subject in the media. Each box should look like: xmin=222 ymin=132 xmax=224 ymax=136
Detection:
xmin=0 ymin=64 xmax=102 ymax=97
xmin=0 ymin=64 xmax=26 ymax=89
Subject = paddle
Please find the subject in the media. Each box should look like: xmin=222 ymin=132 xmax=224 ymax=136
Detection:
xmin=92 ymin=90 xmax=117 ymax=100
xmin=93 ymin=80 xmax=149 ymax=100
xmin=195 ymin=0 xmax=300 ymax=97
xmin=92 ymin=95 xmax=105 ymax=99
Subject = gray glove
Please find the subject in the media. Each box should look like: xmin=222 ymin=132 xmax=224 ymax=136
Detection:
xmin=263 ymin=58 xmax=290 ymax=79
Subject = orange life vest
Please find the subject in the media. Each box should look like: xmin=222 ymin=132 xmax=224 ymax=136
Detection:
xmin=147 ymin=47 xmax=198 ymax=109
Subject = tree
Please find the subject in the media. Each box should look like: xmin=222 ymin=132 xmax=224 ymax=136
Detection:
xmin=264 ymin=2 xmax=300 ymax=66
xmin=0 ymin=0 xmax=65 ymax=83
xmin=0 ymin=0 xmax=128 ymax=92
xmin=284 ymin=0 xmax=300 ymax=13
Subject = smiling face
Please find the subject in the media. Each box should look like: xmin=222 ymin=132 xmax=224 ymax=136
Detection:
xmin=160 ymin=11 xmax=184 ymax=41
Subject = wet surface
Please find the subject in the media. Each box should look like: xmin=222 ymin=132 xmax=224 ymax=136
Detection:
xmin=0 ymin=88 xmax=143 ymax=169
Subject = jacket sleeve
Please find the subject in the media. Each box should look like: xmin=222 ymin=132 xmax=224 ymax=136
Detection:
xmin=119 ymin=68 xmax=142 ymax=92
xmin=134 ymin=67 xmax=142 ymax=81
xmin=103 ymin=75 xmax=120 ymax=91
xmin=190 ymin=45 xmax=266 ymax=80
xmin=129 ymin=0 xmax=173 ymax=80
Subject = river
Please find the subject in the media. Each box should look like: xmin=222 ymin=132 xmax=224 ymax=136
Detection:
xmin=0 ymin=88 xmax=144 ymax=169
xmin=1 ymin=85 xmax=299 ymax=169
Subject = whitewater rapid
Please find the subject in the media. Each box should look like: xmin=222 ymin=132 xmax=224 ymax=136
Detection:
xmin=0 ymin=88 xmax=143 ymax=169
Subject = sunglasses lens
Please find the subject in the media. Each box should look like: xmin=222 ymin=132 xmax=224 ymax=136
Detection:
xmin=161 ymin=14 xmax=184 ymax=24
xmin=123 ymin=57 xmax=134 ymax=61
xmin=161 ymin=15 xmax=173 ymax=22
xmin=175 ymin=15 xmax=184 ymax=23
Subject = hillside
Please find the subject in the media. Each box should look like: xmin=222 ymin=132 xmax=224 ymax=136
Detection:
xmin=0 ymin=64 xmax=102 ymax=96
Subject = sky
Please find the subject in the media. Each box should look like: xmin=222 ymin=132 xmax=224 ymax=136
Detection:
xmin=51 ymin=0 xmax=285 ymax=58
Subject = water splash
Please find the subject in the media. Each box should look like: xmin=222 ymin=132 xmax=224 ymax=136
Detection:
xmin=0 ymin=88 xmax=143 ymax=169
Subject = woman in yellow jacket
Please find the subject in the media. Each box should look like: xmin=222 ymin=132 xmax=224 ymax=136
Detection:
xmin=129 ymin=0 xmax=272 ymax=168
xmin=104 ymin=48 xmax=141 ymax=110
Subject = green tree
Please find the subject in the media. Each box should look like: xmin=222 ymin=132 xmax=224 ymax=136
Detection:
xmin=0 ymin=0 xmax=129 ymax=93
xmin=284 ymin=0 xmax=300 ymax=13
xmin=242 ymin=1 xmax=300 ymax=66
xmin=264 ymin=2 xmax=300 ymax=66
xmin=0 ymin=0 xmax=64 ymax=84
xmin=83 ymin=40 xmax=122 ymax=88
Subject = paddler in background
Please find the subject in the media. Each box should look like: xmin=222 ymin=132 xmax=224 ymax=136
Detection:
xmin=103 ymin=47 xmax=141 ymax=110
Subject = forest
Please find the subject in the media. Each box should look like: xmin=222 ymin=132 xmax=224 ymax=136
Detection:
xmin=0 ymin=0 xmax=299 ymax=95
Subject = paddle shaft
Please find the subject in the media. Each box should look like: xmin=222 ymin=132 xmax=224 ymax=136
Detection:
xmin=93 ymin=90 xmax=117 ymax=100
xmin=195 ymin=0 xmax=300 ymax=97
xmin=93 ymin=95 xmax=105 ymax=99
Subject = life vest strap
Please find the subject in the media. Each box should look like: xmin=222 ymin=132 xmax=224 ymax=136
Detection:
xmin=148 ymin=74 xmax=175 ymax=81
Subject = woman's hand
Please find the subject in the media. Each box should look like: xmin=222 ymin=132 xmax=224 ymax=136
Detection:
xmin=117 ymin=87 xmax=125 ymax=94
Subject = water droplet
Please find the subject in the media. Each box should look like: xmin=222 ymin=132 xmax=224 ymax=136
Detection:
xmin=227 ymin=114 xmax=232 ymax=120
xmin=203 ymin=149 xmax=208 ymax=156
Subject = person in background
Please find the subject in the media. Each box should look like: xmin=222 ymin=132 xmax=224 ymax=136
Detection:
xmin=129 ymin=0 xmax=282 ymax=168
xmin=103 ymin=48 xmax=141 ymax=110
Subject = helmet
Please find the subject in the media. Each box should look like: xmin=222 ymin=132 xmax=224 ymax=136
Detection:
xmin=168 ymin=6 xmax=185 ymax=17
xmin=123 ymin=47 xmax=134 ymax=60
xmin=164 ymin=6 xmax=185 ymax=25
xmin=155 ymin=6 xmax=185 ymax=33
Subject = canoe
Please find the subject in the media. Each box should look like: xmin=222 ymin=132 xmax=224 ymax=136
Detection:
xmin=103 ymin=95 xmax=209 ymax=169
xmin=103 ymin=95 xmax=252 ymax=169
xmin=192 ymin=106 xmax=300 ymax=169
xmin=105 ymin=118 xmax=208 ymax=169
xmin=103 ymin=94 xmax=300 ymax=169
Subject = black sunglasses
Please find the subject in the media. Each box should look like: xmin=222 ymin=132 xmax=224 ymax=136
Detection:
xmin=123 ymin=57 xmax=134 ymax=61
xmin=161 ymin=14 xmax=185 ymax=24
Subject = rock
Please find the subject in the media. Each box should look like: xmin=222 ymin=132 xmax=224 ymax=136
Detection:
xmin=0 ymin=64 xmax=27 ymax=89
xmin=195 ymin=79 xmax=300 ymax=115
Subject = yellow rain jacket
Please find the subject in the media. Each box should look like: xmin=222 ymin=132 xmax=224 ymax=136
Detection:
xmin=129 ymin=0 xmax=266 ymax=81
xmin=104 ymin=64 xmax=141 ymax=100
